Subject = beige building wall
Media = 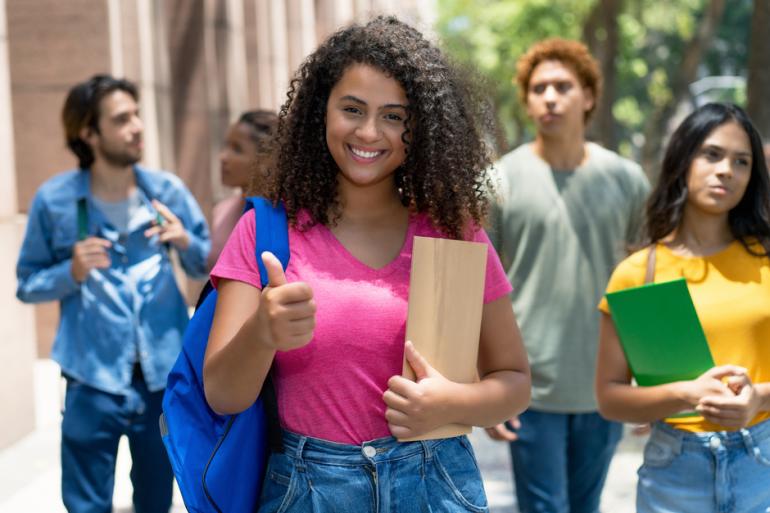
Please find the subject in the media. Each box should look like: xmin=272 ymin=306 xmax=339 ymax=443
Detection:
xmin=1 ymin=0 xmax=436 ymax=449
xmin=0 ymin=0 xmax=37 ymax=450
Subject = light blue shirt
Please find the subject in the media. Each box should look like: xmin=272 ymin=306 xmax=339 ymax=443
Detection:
xmin=16 ymin=167 xmax=211 ymax=395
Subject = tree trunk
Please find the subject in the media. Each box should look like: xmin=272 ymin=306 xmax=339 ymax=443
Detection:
xmin=583 ymin=0 xmax=622 ymax=150
xmin=639 ymin=0 xmax=726 ymax=179
xmin=747 ymin=0 xmax=770 ymax=140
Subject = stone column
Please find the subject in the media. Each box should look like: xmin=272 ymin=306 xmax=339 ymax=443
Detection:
xmin=136 ymin=0 xmax=163 ymax=170
xmin=0 ymin=0 xmax=38 ymax=449
xmin=224 ymin=0 xmax=249 ymax=119
xmin=255 ymin=0 xmax=289 ymax=110
xmin=371 ymin=0 xmax=395 ymax=17
xmin=352 ymin=0 xmax=375 ymax=20
xmin=243 ymin=0 xmax=260 ymax=107
xmin=286 ymin=0 xmax=315 ymax=76
xmin=7 ymin=0 xmax=112 ymax=357
xmin=254 ymin=0 xmax=272 ymax=108
xmin=315 ymin=0 xmax=354 ymax=41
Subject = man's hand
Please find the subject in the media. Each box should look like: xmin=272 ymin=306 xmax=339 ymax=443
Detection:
xmin=71 ymin=237 xmax=112 ymax=282
xmin=383 ymin=341 xmax=458 ymax=440
xmin=254 ymin=251 xmax=316 ymax=352
xmin=484 ymin=416 xmax=521 ymax=442
xmin=144 ymin=200 xmax=190 ymax=250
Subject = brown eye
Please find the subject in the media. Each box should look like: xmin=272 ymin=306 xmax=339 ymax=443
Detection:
xmin=701 ymin=148 xmax=721 ymax=161
xmin=735 ymin=158 xmax=750 ymax=167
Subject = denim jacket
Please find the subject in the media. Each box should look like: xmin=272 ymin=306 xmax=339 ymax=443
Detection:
xmin=16 ymin=167 xmax=210 ymax=395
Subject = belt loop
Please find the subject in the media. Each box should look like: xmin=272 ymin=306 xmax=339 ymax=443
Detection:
xmin=294 ymin=436 xmax=308 ymax=472
xmin=420 ymin=440 xmax=433 ymax=462
xmin=419 ymin=441 xmax=432 ymax=480
xmin=739 ymin=428 xmax=759 ymax=458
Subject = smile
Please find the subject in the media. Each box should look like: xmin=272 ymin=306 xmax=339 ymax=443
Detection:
xmin=348 ymin=144 xmax=385 ymax=160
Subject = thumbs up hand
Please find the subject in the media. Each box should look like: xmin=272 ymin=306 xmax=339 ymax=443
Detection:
xmin=255 ymin=251 xmax=316 ymax=351
xmin=382 ymin=341 xmax=457 ymax=439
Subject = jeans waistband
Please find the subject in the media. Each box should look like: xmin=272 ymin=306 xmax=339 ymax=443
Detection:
xmin=280 ymin=430 xmax=459 ymax=466
xmin=653 ymin=418 xmax=770 ymax=451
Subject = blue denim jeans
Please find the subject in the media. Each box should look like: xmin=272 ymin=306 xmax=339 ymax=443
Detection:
xmin=637 ymin=420 xmax=770 ymax=513
xmin=257 ymin=430 xmax=489 ymax=513
xmin=60 ymin=369 xmax=173 ymax=513
xmin=507 ymin=409 xmax=623 ymax=513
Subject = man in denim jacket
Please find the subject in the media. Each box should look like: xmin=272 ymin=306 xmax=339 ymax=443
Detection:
xmin=16 ymin=75 xmax=210 ymax=513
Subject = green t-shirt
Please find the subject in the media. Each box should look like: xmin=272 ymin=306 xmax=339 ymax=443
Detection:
xmin=491 ymin=142 xmax=650 ymax=412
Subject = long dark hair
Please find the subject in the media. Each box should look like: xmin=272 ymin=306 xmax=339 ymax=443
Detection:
xmin=645 ymin=102 xmax=770 ymax=256
xmin=264 ymin=16 xmax=495 ymax=239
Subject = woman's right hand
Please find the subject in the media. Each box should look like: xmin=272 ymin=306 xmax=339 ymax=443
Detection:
xmin=255 ymin=251 xmax=316 ymax=351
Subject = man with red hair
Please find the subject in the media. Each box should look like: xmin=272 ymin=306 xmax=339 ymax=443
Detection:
xmin=487 ymin=39 xmax=650 ymax=513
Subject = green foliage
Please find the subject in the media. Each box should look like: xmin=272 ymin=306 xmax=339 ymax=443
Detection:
xmin=436 ymin=0 xmax=752 ymax=158
xmin=437 ymin=0 xmax=594 ymax=151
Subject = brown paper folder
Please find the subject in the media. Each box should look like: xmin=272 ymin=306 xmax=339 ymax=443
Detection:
xmin=400 ymin=236 xmax=488 ymax=441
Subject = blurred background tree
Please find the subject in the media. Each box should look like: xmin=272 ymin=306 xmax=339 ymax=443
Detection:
xmin=437 ymin=0 xmax=761 ymax=178
xmin=747 ymin=0 xmax=770 ymax=140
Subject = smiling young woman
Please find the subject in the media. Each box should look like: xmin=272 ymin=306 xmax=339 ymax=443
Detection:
xmin=201 ymin=16 xmax=531 ymax=513
xmin=324 ymin=63 xmax=408 ymax=191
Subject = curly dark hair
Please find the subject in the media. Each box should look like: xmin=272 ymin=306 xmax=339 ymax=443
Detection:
xmin=264 ymin=16 xmax=495 ymax=239
xmin=645 ymin=103 xmax=770 ymax=256
xmin=515 ymin=38 xmax=602 ymax=122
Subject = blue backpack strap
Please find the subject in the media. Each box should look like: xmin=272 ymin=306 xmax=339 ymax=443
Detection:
xmin=244 ymin=197 xmax=290 ymax=287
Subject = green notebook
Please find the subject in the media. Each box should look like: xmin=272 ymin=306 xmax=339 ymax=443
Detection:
xmin=605 ymin=278 xmax=715 ymax=387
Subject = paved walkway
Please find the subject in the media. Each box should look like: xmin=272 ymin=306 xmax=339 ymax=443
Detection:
xmin=0 ymin=360 xmax=644 ymax=512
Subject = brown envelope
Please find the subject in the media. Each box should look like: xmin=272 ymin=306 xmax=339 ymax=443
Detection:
xmin=399 ymin=236 xmax=487 ymax=441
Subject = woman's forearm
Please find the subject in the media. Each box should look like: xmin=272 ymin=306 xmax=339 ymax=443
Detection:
xmin=203 ymin=312 xmax=276 ymax=415
xmin=449 ymin=369 xmax=531 ymax=428
xmin=598 ymin=380 xmax=694 ymax=423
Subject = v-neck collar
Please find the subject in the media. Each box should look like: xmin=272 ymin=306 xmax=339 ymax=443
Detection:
xmin=316 ymin=215 xmax=416 ymax=277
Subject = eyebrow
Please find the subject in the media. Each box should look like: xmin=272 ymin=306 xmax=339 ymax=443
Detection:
xmin=702 ymin=143 xmax=752 ymax=158
xmin=339 ymin=95 xmax=407 ymax=110
xmin=110 ymin=108 xmax=139 ymax=120
xmin=530 ymin=79 xmax=573 ymax=86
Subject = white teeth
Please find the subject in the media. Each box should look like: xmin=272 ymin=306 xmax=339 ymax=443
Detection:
xmin=350 ymin=146 xmax=382 ymax=159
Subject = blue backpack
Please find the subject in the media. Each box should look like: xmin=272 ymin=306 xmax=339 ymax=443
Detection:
xmin=160 ymin=197 xmax=289 ymax=513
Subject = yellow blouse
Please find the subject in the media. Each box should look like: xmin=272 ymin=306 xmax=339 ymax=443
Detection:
xmin=599 ymin=240 xmax=770 ymax=432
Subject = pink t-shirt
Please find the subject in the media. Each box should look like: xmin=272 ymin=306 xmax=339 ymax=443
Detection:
xmin=211 ymin=210 xmax=512 ymax=444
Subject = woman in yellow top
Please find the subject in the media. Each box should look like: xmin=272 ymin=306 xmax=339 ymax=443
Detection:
xmin=595 ymin=102 xmax=770 ymax=513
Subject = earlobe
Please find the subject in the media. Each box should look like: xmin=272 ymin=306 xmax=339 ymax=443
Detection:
xmin=583 ymin=88 xmax=595 ymax=113
xmin=79 ymin=126 xmax=95 ymax=145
